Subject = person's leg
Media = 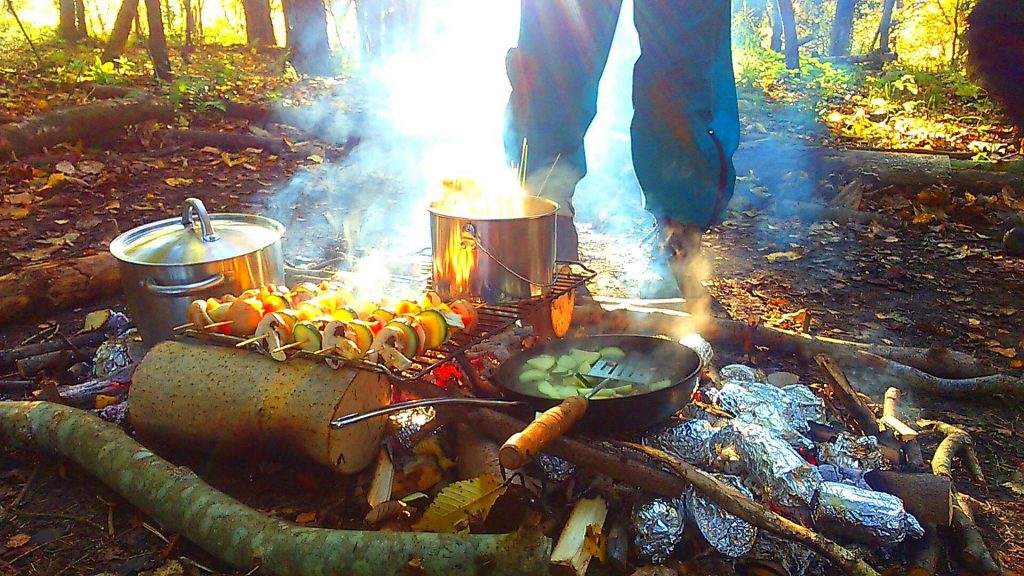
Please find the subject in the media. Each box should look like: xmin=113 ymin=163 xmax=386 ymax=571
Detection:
xmin=504 ymin=0 xmax=623 ymax=260
xmin=631 ymin=0 xmax=739 ymax=310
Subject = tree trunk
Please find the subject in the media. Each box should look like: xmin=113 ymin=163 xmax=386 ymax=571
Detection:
xmin=143 ymin=0 xmax=172 ymax=80
xmin=0 ymin=254 xmax=121 ymax=327
xmin=0 ymin=402 xmax=552 ymax=576
xmin=182 ymin=0 xmax=194 ymax=59
xmin=103 ymin=0 xmax=139 ymax=62
xmin=286 ymin=0 xmax=332 ymax=76
xmin=830 ymin=0 xmax=856 ymax=56
xmin=74 ymin=0 xmax=88 ymax=38
xmin=242 ymin=0 xmax=277 ymax=48
xmin=0 ymin=97 xmax=173 ymax=159
xmin=878 ymin=0 xmax=897 ymax=54
xmin=769 ymin=0 xmax=783 ymax=52
xmin=58 ymin=0 xmax=79 ymax=41
xmin=775 ymin=0 xmax=799 ymax=69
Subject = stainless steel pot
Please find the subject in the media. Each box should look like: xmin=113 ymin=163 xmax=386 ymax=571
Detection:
xmin=110 ymin=198 xmax=285 ymax=345
xmin=429 ymin=195 xmax=557 ymax=303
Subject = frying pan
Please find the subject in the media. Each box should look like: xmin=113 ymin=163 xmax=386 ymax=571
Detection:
xmin=493 ymin=334 xmax=703 ymax=433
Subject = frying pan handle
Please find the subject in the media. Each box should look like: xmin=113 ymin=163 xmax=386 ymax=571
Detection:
xmin=498 ymin=396 xmax=589 ymax=469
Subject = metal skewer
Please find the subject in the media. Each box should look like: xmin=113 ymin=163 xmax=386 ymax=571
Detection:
xmin=330 ymin=398 xmax=527 ymax=429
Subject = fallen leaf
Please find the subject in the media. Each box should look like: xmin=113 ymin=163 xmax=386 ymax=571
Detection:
xmin=5 ymin=192 xmax=37 ymax=205
xmin=200 ymin=146 xmax=221 ymax=154
xmin=10 ymin=246 xmax=59 ymax=261
xmin=38 ymin=172 xmax=67 ymax=191
xmin=991 ymin=347 xmax=1017 ymax=358
xmin=0 ymin=205 xmax=29 ymax=220
xmin=95 ymin=394 xmax=119 ymax=409
xmin=78 ymin=160 xmax=105 ymax=175
xmin=765 ymin=251 xmax=803 ymax=263
xmin=5 ymin=534 xmax=31 ymax=548
xmin=295 ymin=511 xmax=317 ymax=524
xmin=413 ymin=475 xmax=507 ymax=533
xmin=365 ymin=500 xmax=409 ymax=524
xmin=1010 ymin=359 xmax=1023 ymax=368
xmin=163 ymin=177 xmax=193 ymax=187
xmin=82 ymin=310 xmax=111 ymax=332
xmin=37 ymin=232 xmax=80 ymax=247
xmin=306 ymin=154 xmax=324 ymax=164
xmin=55 ymin=160 xmax=76 ymax=174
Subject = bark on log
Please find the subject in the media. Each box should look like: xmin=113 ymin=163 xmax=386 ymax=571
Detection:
xmin=907 ymin=523 xmax=943 ymax=576
xmin=155 ymin=128 xmax=286 ymax=152
xmin=863 ymin=471 xmax=952 ymax=526
xmin=629 ymin=444 xmax=880 ymax=576
xmin=16 ymin=349 xmax=87 ymax=378
xmin=0 ymin=253 xmax=121 ymax=328
xmin=455 ymin=423 xmax=503 ymax=479
xmin=951 ymin=493 xmax=1003 ymax=575
xmin=858 ymin=351 xmax=1022 ymax=400
xmin=0 ymin=401 xmax=552 ymax=576
xmin=919 ymin=419 xmax=986 ymax=485
xmin=816 ymin=354 xmax=881 ymax=436
xmin=130 ymin=341 xmax=390 ymax=473
xmin=0 ymin=98 xmax=173 ymax=159
xmin=1 ymin=330 xmax=109 ymax=366
xmin=578 ymin=302 xmax=994 ymax=379
xmin=879 ymin=387 xmax=926 ymax=471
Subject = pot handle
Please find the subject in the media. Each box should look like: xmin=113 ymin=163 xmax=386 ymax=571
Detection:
xmin=181 ymin=198 xmax=220 ymax=242
xmin=145 ymin=273 xmax=226 ymax=296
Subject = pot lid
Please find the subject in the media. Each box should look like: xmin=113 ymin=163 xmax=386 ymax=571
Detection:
xmin=109 ymin=198 xmax=285 ymax=266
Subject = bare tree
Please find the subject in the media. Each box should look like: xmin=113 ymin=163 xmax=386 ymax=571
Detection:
xmin=103 ymin=0 xmax=140 ymax=62
xmin=775 ymin=0 xmax=800 ymax=69
xmin=878 ymin=0 xmax=897 ymax=54
xmin=768 ymin=0 xmax=783 ymax=52
xmin=242 ymin=0 xmax=277 ymax=48
xmin=144 ymin=0 xmax=173 ymax=80
xmin=830 ymin=0 xmax=857 ymax=56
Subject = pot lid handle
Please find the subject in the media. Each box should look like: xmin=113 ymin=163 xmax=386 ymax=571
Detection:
xmin=181 ymin=198 xmax=220 ymax=242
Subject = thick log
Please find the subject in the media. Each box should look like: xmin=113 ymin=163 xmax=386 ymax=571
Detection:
xmin=579 ymin=302 xmax=994 ymax=379
xmin=863 ymin=471 xmax=952 ymax=526
xmin=455 ymin=423 xmax=503 ymax=479
xmin=816 ymin=354 xmax=881 ymax=436
xmin=951 ymin=493 xmax=1003 ymax=575
xmin=155 ymin=128 xmax=287 ymax=153
xmin=0 ymin=253 xmax=121 ymax=328
xmin=629 ymin=444 xmax=880 ymax=576
xmin=0 ymin=401 xmax=552 ymax=575
xmin=0 ymin=98 xmax=173 ymax=159
xmin=858 ymin=351 xmax=1022 ymax=400
xmin=0 ymin=330 xmax=109 ymax=366
xmin=907 ymin=524 xmax=944 ymax=576
xmin=16 ymin=349 xmax=89 ymax=378
xmin=130 ymin=341 xmax=390 ymax=473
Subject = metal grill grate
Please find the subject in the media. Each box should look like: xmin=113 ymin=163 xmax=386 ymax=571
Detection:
xmin=179 ymin=261 xmax=595 ymax=382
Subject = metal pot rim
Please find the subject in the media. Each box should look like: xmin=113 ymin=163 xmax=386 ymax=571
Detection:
xmin=110 ymin=212 xmax=285 ymax=267
xmin=428 ymin=196 xmax=559 ymax=222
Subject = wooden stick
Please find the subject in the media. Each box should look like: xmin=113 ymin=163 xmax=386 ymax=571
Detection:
xmin=951 ymin=493 xmax=1003 ymax=575
xmin=880 ymin=387 xmax=926 ymax=470
xmin=907 ymin=523 xmax=944 ymax=576
xmin=627 ymin=443 xmax=880 ymax=576
xmin=234 ymin=334 xmax=268 ymax=348
xmin=269 ymin=340 xmax=305 ymax=354
xmin=172 ymin=322 xmax=194 ymax=331
xmin=919 ymin=420 xmax=986 ymax=485
xmin=366 ymin=449 xmax=394 ymax=509
xmin=816 ymin=354 xmax=880 ymax=435
xmin=500 ymin=397 xmax=588 ymax=470
xmin=203 ymin=321 xmax=233 ymax=330
xmin=859 ymin=351 xmax=1022 ymax=400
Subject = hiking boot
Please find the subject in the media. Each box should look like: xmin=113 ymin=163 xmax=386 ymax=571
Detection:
xmin=659 ymin=219 xmax=715 ymax=316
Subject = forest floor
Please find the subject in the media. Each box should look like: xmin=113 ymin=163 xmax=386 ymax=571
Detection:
xmin=1 ymin=46 xmax=1023 ymax=574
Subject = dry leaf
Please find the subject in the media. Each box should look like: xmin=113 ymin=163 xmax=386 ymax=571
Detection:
xmin=365 ymin=500 xmax=409 ymax=524
xmin=1010 ymin=359 xmax=1023 ymax=369
xmin=55 ymin=160 xmax=76 ymax=174
xmin=412 ymin=475 xmax=507 ymax=533
xmin=413 ymin=437 xmax=456 ymax=470
xmin=306 ymin=154 xmax=324 ymax=164
xmin=295 ymin=511 xmax=317 ymax=524
xmin=765 ymin=251 xmax=803 ymax=262
xmin=38 ymin=172 xmax=67 ymax=191
xmin=78 ymin=160 xmax=105 ymax=175
xmin=10 ymin=246 xmax=59 ymax=261
xmin=0 ymin=205 xmax=29 ymax=220
xmin=82 ymin=310 xmax=111 ymax=332
xmin=5 ymin=192 xmax=37 ymax=205
xmin=200 ymin=146 xmax=221 ymax=154
xmin=37 ymin=232 xmax=80 ymax=247
xmin=583 ymin=524 xmax=608 ymax=564
xmin=163 ymin=177 xmax=193 ymax=187
xmin=95 ymin=394 xmax=119 ymax=409
xmin=991 ymin=347 xmax=1017 ymax=358
xmin=5 ymin=533 xmax=30 ymax=548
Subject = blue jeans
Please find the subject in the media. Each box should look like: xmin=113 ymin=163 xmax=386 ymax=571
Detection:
xmin=505 ymin=0 xmax=739 ymax=229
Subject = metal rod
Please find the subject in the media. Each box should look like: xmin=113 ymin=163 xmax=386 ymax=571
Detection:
xmin=330 ymin=398 xmax=526 ymax=429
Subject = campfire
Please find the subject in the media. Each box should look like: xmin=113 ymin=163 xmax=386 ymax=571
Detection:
xmin=0 ymin=195 xmax=1012 ymax=576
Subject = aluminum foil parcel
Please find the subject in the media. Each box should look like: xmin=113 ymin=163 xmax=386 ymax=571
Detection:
xmin=687 ymin=474 xmax=758 ymax=557
xmin=632 ymin=498 xmax=687 ymax=564
xmin=712 ymin=383 xmax=813 ymax=449
xmin=812 ymin=481 xmax=925 ymax=546
xmin=388 ymin=406 xmax=436 ymax=450
xmin=819 ymin=432 xmax=885 ymax=472
xmin=537 ymin=453 xmax=576 ymax=483
xmin=716 ymin=421 xmax=822 ymax=507
xmin=643 ymin=418 xmax=718 ymax=467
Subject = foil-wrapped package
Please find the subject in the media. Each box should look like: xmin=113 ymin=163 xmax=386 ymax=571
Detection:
xmin=718 ymin=422 xmax=822 ymax=507
xmin=537 ymin=453 xmax=575 ymax=483
xmin=632 ymin=498 xmax=686 ymax=564
xmin=719 ymin=364 xmax=762 ymax=384
xmin=812 ymin=481 xmax=924 ymax=546
xmin=687 ymin=474 xmax=758 ymax=557
xmin=92 ymin=331 xmax=144 ymax=380
xmin=388 ymin=406 xmax=436 ymax=450
xmin=819 ymin=433 xmax=885 ymax=472
xmin=781 ymin=384 xmax=827 ymax=425
xmin=679 ymin=333 xmax=714 ymax=368
xmin=643 ymin=418 xmax=717 ymax=467
xmin=817 ymin=464 xmax=870 ymax=489
xmin=713 ymin=383 xmax=812 ymax=449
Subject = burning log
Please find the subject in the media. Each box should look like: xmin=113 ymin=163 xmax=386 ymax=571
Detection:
xmin=549 ymin=497 xmax=608 ymax=576
xmin=45 ymin=378 xmax=124 ymax=408
xmin=628 ymin=444 xmax=881 ymax=576
xmin=0 ymin=253 xmax=121 ymax=328
xmin=129 ymin=341 xmax=389 ymax=473
xmin=863 ymin=471 xmax=952 ymax=526
xmin=578 ymin=303 xmax=992 ymax=379
xmin=0 ymin=401 xmax=552 ymax=576
xmin=815 ymin=354 xmax=880 ymax=436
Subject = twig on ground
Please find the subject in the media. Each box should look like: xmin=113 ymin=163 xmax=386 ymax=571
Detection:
xmin=918 ymin=419 xmax=986 ymax=486
xmin=17 ymin=511 xmax=106 ymax=532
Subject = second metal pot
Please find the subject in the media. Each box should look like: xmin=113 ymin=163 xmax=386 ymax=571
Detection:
xmin=110 ymin=198 xmax=286 ymax=345
xmin=429 ymin=195 xmax=557 ymax=304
